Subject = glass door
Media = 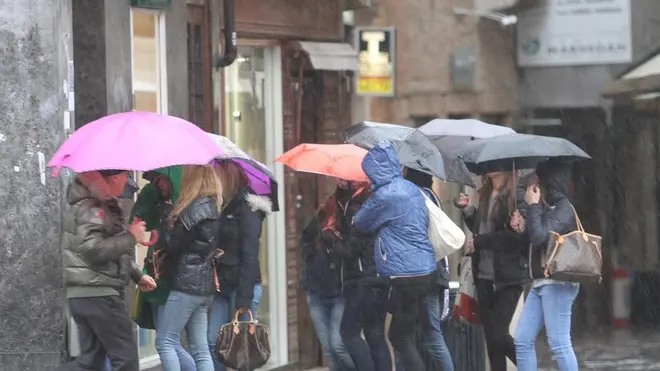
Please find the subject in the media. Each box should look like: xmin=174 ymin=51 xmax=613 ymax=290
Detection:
xmin=130 ymin=8 xmax=167 ymax=365
xmin=224 ymin=44 xmax=287 ymax=368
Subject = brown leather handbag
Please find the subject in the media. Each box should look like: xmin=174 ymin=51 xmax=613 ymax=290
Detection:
xmin=215 ymin=310 xmax=270 ymax=371
xmin=544 ymin=206 xmax=603 ymax=284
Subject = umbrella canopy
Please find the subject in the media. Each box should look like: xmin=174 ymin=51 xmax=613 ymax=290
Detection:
xmin=453 ymin=133 xmax=591 ymax=174
xmin=418 ymin=118 xmax=515 ymax=152
xmin=49 ymin=111 xmax=223 ymax=173
xmin=344 ymin=121 xmax=476 ymax=187
xmin=275 ymin=143 xmax=369 ymax=182
xmin=207 ymin=133 xmax=277 ymax=194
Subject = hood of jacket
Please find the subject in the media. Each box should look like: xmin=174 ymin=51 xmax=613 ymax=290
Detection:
xmin=223 ymin=186 xmax=273 ymax=217
xmin=536 ymin=160 xmax=571 ymax=203
xmin=68 ymin=180 xmax=97 ymax=205
xmin=361 ymin=141 xmax=402 ymax=190
xmin=154 ymin=166 xmax=182 ymax=202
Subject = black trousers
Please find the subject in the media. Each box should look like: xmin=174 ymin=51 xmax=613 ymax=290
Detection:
xmin=386 ymin=275 xmax=434 ymax=371
xmin=475 ymin=279 xmax=523 ymax=371
xmin=57 ymin=296 xmax=139 ymax=371
xmin=340 ymin=282 xmax=392 ymax=371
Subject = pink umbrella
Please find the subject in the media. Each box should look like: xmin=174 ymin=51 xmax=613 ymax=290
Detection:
xmin=49 ymin=111 xmax=223 ymax=173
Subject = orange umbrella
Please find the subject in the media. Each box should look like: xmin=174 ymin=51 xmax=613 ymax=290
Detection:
xmin=275 ymin=143 xmax=369 ymax=182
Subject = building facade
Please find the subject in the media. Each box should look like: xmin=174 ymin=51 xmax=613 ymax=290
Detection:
xmin=214 ymin=1 xmax=358 ymax=367
xmin=0 ymin=0 xmax=356 ymax=370
xmin=353 ymin=0 xmax=519 ymax=127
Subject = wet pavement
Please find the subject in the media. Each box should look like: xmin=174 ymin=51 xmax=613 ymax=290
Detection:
xmin=537 ymin=329 xmax=660 ymax=370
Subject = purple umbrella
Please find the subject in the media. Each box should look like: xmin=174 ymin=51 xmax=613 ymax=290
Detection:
xmin=208 ymin=133 xmax=279 ymax=211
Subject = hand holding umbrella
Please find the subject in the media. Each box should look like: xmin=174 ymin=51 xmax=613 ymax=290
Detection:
xmin=128 ymin=219 xmax=148 ymax=244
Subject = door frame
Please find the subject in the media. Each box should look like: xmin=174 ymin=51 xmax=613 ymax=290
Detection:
xmin=263 ymin=45 xmax=289 ymax=369
xmin=129 ymin=7 xmax=168 ymax=370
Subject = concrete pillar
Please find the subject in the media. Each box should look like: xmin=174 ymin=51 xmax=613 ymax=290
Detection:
xmin=0 ymin=1 xmax=72 ymax=370
xmin=72 ymin=0 xmax=132 ymax=126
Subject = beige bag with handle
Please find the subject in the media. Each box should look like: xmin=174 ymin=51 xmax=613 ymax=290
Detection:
xmin=544 ymin=205 xmax=602 ymax=284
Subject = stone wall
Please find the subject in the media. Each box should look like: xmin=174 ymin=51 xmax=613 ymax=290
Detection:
xmin=0 ymin=1 xmax=73 ymax=370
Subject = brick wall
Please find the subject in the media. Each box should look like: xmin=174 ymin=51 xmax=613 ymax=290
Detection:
xmin=354 ymin=0 xmax=519 ymax=124
xmin=281 ymin=46 xmax=353 ymax=367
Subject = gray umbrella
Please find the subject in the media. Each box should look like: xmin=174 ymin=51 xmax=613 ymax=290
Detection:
xmin=344 ymin=121 xmax=476 ymax=187
xmin=418 ymin=118 xmax=516 ymax=152
xmin=453 ymin=133 xmax=591 ymax=174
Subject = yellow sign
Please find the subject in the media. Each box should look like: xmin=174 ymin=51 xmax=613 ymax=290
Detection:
xmin=355 ymin=27 xmax=395 ymax=97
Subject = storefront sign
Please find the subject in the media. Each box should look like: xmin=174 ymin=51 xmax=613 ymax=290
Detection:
xmin=517 ymin=0 xmax=632 ymax=67
xmin=355 ymin=27 xmax=396 ymax=96
xmin=130 ymin=0 xmax=171 ymax=9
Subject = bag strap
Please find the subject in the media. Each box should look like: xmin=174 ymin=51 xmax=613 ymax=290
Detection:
xmin=422 ymin=188 xmax=441 ymax=208
xmin=231 ymin=309 xmax=257 ymax=335
xmin=569 ymin=204 xmax=584 ymax=233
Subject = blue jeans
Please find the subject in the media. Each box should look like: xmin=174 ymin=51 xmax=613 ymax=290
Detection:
xmin=423 ymin=292 xmax=454 ymax=371
xmin=103 ymin=303 xmax=196 ymax=371
xmin=515 ymin=283 xmax=580 ymax=371
xmin=156 ymin=290 xmax=214 ymax=371
xmin=307 ymin=294 xmax=355 ymax=371
xmin=208 ymin=283 xmax=263 ymax=371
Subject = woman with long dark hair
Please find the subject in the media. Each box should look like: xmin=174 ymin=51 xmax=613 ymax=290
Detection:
xmin=300 ymin=180 xmax=356 ymax=371
xmin=511 ymin=160 xmax=579 ymax=371
xmin=207 ymin=160 xmax=271 ymax=371
xmin=455 ymin=170 xmax=529 ymax=371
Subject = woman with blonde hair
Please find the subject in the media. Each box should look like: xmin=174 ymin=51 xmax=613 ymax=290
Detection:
xmin=207 ymin=159 xmax=272 ymax=371
xmin=455 ymin=169 xmax=529 ymax=371
xmin=155 ymin=165 xmax=223 ymax=371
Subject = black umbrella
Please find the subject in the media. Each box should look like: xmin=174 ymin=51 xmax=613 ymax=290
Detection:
xmin=453 ymin=133 xmax=591 ymax=174
xmin=344 ymin=121 xmax=476 ymax=187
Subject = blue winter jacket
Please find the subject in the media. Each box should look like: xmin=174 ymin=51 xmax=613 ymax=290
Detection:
xmin=354 ymin=141 xmax=437 ymax=277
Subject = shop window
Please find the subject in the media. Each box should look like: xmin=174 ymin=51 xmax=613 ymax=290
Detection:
xmin=187 ymin=2 xmax=213 ymax=132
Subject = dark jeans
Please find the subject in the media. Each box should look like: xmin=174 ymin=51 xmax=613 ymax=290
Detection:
xmin=387 ymin=278 xmax=433 ymax=371
xmin=340 ymin=283 xmax=392 ymax=371
xmin=476 ymin=279 xmax=523 ymax=371
xmin=422 ymin=291 xmax=454 ymax=371
xmin=57 ymin=296 xmax=139 ymax=371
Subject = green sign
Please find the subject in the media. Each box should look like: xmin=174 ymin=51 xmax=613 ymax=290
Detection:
xmin=130 ymin=0 xmax=171 ymax=9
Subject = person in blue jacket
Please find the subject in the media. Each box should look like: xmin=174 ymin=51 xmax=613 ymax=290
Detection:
xmin=353 ymin=141 xmax=437 ymax=371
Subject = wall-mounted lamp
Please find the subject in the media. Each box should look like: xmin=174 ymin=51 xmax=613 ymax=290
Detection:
xmin=453 ymin=7 xmax=518 ymax=26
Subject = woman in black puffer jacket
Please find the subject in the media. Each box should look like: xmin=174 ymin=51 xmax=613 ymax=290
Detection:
xmin=156 ymin=165 xmax=223 ymax=371
xmin=207 ymin=160 xmax=272 ymax=371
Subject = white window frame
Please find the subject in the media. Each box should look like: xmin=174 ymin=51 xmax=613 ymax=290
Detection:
xmin=263 ymin=45 xmax=288 ymax=369
xmin=129 ymin=7 xmax=168 ymax=370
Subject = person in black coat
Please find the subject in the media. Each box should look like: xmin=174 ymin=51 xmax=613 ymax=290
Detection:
xmin=403 ymin=168 xmax=454 ymax=371
xmin=511 ymin=160 xmax=580 ymax=371
xmin=207 ymin=160 xmax=272 ymax=371
xmin=155 ymin=165 xmax=224 ymax=371
xmin=299 ymin=180 xmax=357 ymax=371
xmin=455 ymin=170 xmax=529 ymax=371
xmin=326 ymin=180 xmax=392 ymax=371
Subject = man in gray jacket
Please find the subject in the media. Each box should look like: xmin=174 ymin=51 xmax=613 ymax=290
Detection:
xmin=57 ymin=170 xmax=156 ymax=371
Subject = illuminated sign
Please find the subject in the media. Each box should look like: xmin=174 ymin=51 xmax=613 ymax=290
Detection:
xmin=355 ymin=27 xmax=396 ymax=97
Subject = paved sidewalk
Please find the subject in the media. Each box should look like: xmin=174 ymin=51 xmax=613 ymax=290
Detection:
xmin=537 ymin=329 xmax=660 ymax=370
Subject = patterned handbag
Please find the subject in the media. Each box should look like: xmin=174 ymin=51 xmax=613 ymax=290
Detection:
xmin=215 ymin=310 xmax=270 ymax=371
xmin=544 ymin=205 xmax=602 ymax=284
